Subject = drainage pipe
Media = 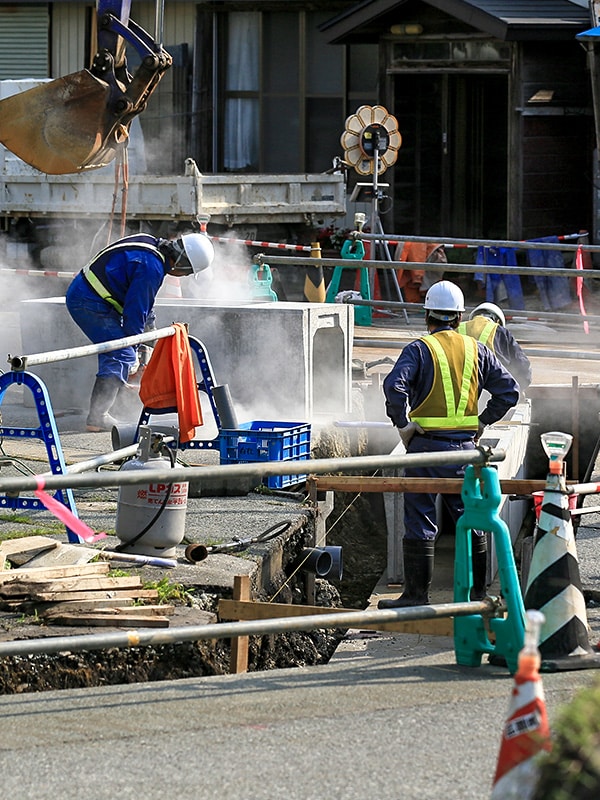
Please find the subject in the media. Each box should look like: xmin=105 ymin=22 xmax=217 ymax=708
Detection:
xmin=0 ymin=447 xmax=505 ymax=494
xmin=0 ymin=598 xmax=502 ymax=658
xmin=9 ymin=325 xmax=177 ymax=371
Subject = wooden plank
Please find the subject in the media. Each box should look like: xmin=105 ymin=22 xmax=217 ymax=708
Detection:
xmin=230 ymin=575 xmax=250 ymax=675
xmin=35 ymin=598 xmax=136 ymax=615
xmin=309 ymin=476 xmax=578 ymax=495
xmin=0 ymin=536 xmax=59 ymax=564
xmin=220 ymin=599 xmax=360 ymax=621
xmin=0 ymin=562 xmax=110 ymax=584
xmin=0 ymin=575 xmax=143 ymax=598
xmin=47 ymin=613 xmax=170 ymax=628
xmin=219 ymin=599 xmax=453 ymax=636
xmin=41 ymin=604 xmax=174 ymax=619
xmin=30 ymin=588 xmax=159 ymax=602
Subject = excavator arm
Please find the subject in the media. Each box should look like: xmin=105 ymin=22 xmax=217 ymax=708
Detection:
xmin=0 ymin=0 xmax=171 ymax=174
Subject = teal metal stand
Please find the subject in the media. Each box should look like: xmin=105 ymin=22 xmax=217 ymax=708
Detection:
xmin=325 ymin=239 xmax=371 ymax=325
xmin=453 ymin=464 xmax=526 ymax=674
xmin=249 ymin=263 xmax=278 ymax=301
xmin=0 ymin=370 xmax=80 ymax=541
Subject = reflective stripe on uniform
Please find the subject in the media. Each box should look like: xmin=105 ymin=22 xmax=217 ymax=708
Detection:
xmin=411 ymin=332 xmax=479 ymax=430
xmin=81 ymin=239 xmax=165 ymax=315
xmin=458 ymin=317 xmax=497 ymax=351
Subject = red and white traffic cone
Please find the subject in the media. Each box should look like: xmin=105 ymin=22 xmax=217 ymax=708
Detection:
xmin=491 ymin=610 xmax=552 ymax=799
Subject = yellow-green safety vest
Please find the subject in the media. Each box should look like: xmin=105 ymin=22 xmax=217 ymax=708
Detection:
xmin=458 ymin=317 xmax=497 ymax=352
xmin=410 ymin=330 xmax=480 ymax=431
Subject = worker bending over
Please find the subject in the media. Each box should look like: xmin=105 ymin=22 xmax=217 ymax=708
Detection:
xmin=459 ymin=302 xmax=532 ymax=392
xmin=380 ymin=281 xmax=519 ymax=609
xmin=66 ymin=232 xmax=214 ymax=432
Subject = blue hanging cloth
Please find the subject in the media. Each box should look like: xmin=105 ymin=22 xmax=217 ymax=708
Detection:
xmin=474 ymin=247 xmax=525 ymax=309
xmin=526 ymin=236 xmax=572 ymax=311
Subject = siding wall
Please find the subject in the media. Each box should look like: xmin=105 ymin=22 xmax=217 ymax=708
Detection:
xmin=0 ymin=5 xmax=49 ymax=79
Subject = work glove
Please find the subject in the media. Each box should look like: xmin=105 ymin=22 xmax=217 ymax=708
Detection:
xmin=397 ymin=421 xmax=424 ymax=448
xmin=474 ymin=420 xmax=486 ymax=444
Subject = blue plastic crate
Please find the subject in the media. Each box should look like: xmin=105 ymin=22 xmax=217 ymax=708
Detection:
xmin=219 ymin=420 xmax=311 ymax=489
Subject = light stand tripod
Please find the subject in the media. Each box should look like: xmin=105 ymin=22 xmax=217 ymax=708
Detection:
xmin=369 ymin=128 xmax=408 ymax=321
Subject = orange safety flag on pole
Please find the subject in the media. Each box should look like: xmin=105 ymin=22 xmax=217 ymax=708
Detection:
xmin=139 ymin=322 xmax=202 ymax=443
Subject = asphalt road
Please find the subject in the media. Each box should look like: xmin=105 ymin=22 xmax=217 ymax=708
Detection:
xmin=2 ymin=627 xmax=599 ymax=800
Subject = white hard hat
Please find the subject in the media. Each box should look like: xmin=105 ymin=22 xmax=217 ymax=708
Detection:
xmin=423 ymin=280 xmax=465 ymax=320
xmin=470 ymin=302 xmax=505 ymax=327
xmin=179 ymin=233 xmax=214 ymax=273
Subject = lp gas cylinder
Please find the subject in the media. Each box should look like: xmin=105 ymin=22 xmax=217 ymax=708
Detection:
xmin=115 ymin=428 xmax=188 ymax=557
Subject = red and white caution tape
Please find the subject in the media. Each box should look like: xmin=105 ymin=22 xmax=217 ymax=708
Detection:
xmin=209 ymin=236 xmax=313 ymax=252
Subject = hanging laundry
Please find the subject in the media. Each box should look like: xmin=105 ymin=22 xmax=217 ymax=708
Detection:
xmin=526 ymin=236 xmax=572 ymax=311
xmin=474 ymin=247 xmax=525 ymax=309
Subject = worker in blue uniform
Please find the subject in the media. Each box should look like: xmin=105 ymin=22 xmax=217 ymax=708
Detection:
xmin=379 ymin=281 xmax=519 ymax=609
xmin=458 ymin=302 xmax=532 ymax=393
xmin=66 ymin=232 xmax=214 ymax=431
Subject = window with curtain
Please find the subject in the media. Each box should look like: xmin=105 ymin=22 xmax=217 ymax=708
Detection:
xmin=223 ymin=12 xmax=259 ymax=171
xmin=220 ymin=9 xmax=356 ymax=174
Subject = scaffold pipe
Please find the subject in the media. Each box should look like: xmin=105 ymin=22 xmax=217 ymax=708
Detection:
xmin=0 ymin=598 xmax=502 ymax=658
xmin=9 ymin=325 xmax=177 ymax=370
xmin=355 ymin=232 xmax=596 ymax=253
xmin=0 ymin=447 xmax=505 ymax=495
xmin=260 ymin=255 xmax=600 ymax=280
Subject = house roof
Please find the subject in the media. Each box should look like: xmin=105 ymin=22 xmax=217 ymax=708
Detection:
xmin=320 ymin=0 xmax=592 ymax=43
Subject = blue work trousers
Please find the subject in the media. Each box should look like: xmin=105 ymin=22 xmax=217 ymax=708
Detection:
xmin=404 ymin=434 xmax=482 ymax=542
xmin=66 ymin=274 xmax=135 ymax=383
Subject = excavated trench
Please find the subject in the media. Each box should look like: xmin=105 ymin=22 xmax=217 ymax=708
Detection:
xmin=0 ymin=489 xmax=387 ymax=695
xmin=1 ymin=380 xmax=596 ymax=695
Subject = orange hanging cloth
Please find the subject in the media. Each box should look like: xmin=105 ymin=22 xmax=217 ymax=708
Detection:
xmin=139 ymin=323 xmax=203 ymax=443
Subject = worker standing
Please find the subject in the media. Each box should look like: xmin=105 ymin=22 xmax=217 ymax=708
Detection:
xmin=379 ymin=281 xmax=519 ymax=609
xmin=458 ymin=302 xmax=532 ymax=392
xmin=66 ymin=232 xmax=214 ymax=432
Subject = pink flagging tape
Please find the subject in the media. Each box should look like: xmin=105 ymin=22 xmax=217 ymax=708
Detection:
xmin=34 ymin=476 xmax=106 ymax=543
xmin=576 ymin=246 xmax=590 ymax=335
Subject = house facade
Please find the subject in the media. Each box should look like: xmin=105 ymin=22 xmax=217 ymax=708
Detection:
xmin=0 ymin=1 xmax=595 ymax=242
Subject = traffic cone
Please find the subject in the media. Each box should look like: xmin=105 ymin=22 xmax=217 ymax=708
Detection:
xmin=491 ymin=610 xmax=552 ymax=800
xmin=158 ymin=273 xmax=182 ymax=299
xmin=524 ymin=431 xmax=600 ymax=671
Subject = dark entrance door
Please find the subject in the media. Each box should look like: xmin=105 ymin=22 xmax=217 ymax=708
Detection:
xmin=392 ymin=73 xmax=508 ymax=239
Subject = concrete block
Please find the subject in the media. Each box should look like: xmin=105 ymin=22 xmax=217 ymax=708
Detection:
xmin=18 ymin=298 xmax=353 ymax=425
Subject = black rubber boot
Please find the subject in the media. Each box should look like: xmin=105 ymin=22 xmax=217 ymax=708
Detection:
xmin=470 ymin=532 xmax=488 ymax=601
xmin=378 ymin=539 xmax=435 ymax=608
xmin=86 ymin=376 xmax=122 ymax=432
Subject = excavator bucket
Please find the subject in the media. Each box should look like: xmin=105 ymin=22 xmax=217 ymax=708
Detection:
xmin=0 ymin=1 xmax=170 ymax=175
xmin=0 ymin=71 xmax=115 ymax=174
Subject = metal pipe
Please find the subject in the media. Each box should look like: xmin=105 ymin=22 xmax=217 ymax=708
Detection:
xmin=353 ymin=339 xmax=600 ymax=361
xmin=261 ymin=255 xmax=600 ymax=280
xmin=55 ymin=435 xmax=176 ymax=475
xmin=9 ymin=325 xmax=176 ymax=370
xmin=356 ymin=232 xmax=597 ymax=253
xmin=0 ymin=448 xmax=505 ymax=494
xmin=0 ymin=598 xmax=502 ymax=658
xmin=349 ymin=297 xmax=600 ymax=324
